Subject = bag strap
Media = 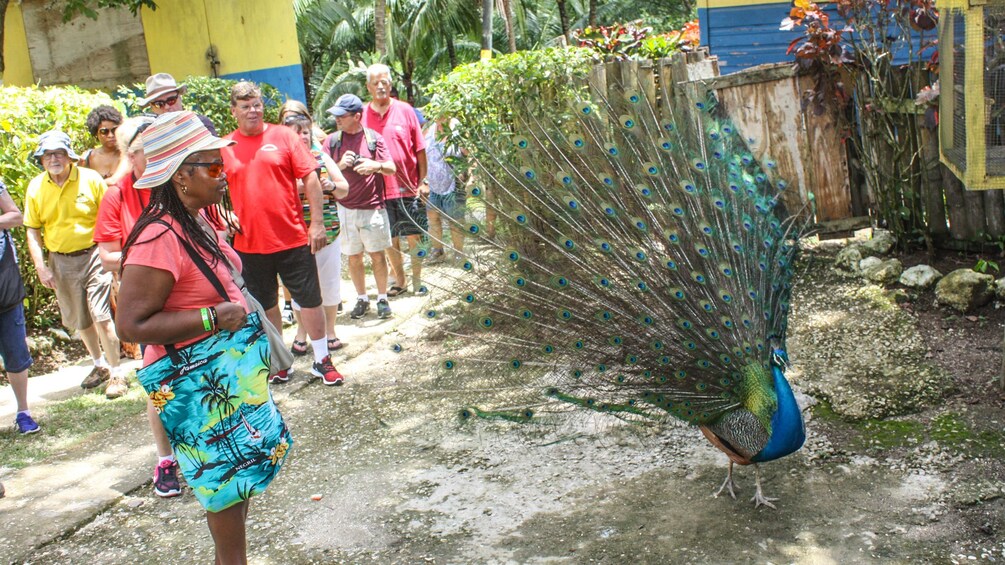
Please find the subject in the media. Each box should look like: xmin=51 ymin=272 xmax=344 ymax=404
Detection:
xmin=152 ymin=219 xmax=231 ymax=303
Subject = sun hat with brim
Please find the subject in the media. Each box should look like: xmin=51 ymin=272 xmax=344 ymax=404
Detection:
xmin=33 ymin=130 xmax=80 ymax=161
xmin=138 ymin=73 xmax=188 ymax=107
xmin=134 ymin=111 xmax=234 ymax=189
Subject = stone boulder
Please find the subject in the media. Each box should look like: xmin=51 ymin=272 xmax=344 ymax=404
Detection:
xmin=935 ymin=269 xmax=994 ymax=312
xmin=834 ymin=245 xmax=864 ymax=273
xmin=860 ymin=230 xmax=897 ymax=256
xmin=900 ymin=265 xmax=942 ymax=289
xmin=861 ymin=258 xmax=903 ymax=285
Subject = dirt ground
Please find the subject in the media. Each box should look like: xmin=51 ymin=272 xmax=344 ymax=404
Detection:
xmin=13 ymin=241 xmax=1005 ymax=564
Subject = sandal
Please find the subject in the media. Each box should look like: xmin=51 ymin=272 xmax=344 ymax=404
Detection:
xmin=327 ymin=338 xmax=344 ymax=352
xmin=387 ymin=285 xmax=408 ymax=297
xmin=290 ymin=339 xmax=309 ymax=356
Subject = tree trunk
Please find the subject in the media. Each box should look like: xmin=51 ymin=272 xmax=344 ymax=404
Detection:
xmin=499 ymin=0 xmax=516 ymax=53
xmin=375 ymin=0 xmax=386 ymax=56
xmin=446 ymin=33 xmax=457 ymax=69
xmin=588 ymin=0 xmax=597 ymax=27
xmin=0 ymin=0 xmax=11 ymax=74
xmin=556 ymin=0 xmax=570 ymax=43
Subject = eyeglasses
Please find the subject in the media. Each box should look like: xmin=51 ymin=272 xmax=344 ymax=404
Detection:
xmin=282 ymin=113 xmax=308 ymax=124
xmin=150 ymin=94 xmax=180 ymax=109
xmin=237 ymin=102 xmax=264 ymax=112
xmin=40 ymin=151 xmax=69 ymax=161
xmin=183 ymin=160 xmax=225 ymax=178
xmin=98 ymin=127 xmax=118 ymax=136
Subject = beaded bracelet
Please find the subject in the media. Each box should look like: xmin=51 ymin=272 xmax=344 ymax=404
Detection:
xmin=200 ymin=307 xmax=212 ymax=332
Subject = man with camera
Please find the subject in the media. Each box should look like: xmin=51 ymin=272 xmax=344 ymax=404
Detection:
xmin=324 ymin=94 xmax=396 ymax=320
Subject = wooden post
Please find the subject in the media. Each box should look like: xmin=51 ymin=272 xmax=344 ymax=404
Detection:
xmin=943 ymin=165 xmax=971 ymax=240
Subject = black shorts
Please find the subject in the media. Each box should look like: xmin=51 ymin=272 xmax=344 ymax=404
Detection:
xmin=238 ymin=245 xmax=322 ymax=310
xmin=385 ymin=196 xmax=427 ymax=238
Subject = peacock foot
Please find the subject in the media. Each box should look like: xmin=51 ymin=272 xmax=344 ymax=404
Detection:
xmin=751 ymin=464 xmax=778 ymax=509
xmin=713 ymin=461 xmax=737 ymax=499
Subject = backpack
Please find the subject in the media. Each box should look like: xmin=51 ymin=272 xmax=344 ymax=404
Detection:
xmin=326 ymin=128 xmax=379 ymax=159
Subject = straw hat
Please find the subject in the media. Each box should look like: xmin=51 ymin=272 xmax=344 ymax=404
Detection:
xmin=134 ymin=111 xmax=233 ymax=189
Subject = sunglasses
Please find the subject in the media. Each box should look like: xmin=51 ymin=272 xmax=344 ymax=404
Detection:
xmin=150 ymin=94 xmax=180 ymax=109
xmin=184 ymin=160 xmax=225 ymax=178
xmin=98 ymin=127 xmax=118 ymax=136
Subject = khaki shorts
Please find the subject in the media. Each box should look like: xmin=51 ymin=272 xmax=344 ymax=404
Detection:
xmin=49 ymin=246 xmax=112 ymax=330
xmin=338 ymin=205 xmax=392 ymax=255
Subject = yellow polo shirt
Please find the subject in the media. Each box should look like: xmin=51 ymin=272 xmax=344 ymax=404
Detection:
xmin=23 ymin=165 xmax=107 ymax=254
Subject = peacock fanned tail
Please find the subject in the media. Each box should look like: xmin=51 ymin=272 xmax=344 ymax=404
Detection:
xmin=425 ymin=79 xmax=808 ymax=480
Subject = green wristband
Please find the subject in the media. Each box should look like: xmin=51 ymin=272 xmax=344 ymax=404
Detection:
xmin=200 ymin=307 xmax=212 ymax=332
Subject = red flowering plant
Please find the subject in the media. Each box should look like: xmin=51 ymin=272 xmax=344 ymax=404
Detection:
xmin=573 ymin=19 xmax=701 ymax=61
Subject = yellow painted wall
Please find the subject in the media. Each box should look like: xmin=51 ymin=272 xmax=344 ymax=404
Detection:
xmin=140 ymin=0 xmax=300 ymax=77
xmin=3 ymin=2 xmax=36 ymax=86
xmin=140 ymin=0 xmax=212 ymax=78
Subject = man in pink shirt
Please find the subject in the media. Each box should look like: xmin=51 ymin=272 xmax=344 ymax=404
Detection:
xmin=362 ymin=64 xmax=428 ymax=297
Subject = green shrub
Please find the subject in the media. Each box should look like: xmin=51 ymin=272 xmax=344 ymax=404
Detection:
xmin=424 ymin=47 xmax=596 ymax=148
xmin=115 ymin=75 xmax=282 ymax=134
xmin=0 ymin=85 xmax=119 ymax=328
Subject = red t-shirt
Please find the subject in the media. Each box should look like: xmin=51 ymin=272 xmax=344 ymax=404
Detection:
xmin=93 ymin=175 xmax=151 ymax=246
xmin=221 ymin=124 xmax=317 ymax=254
xmin=363 ymin=99 xmax=426 ymax=200
xmin=324 ymin=130 xmax=392 ymax=210
xmin=123 ymin=215 xmax=249 ymax=366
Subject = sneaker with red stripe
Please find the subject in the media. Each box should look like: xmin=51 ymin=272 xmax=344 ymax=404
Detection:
xmin=269 ymin=369 xmax=291 ymax=384
xmin=312 ymin=356 xmax=344 ymax=386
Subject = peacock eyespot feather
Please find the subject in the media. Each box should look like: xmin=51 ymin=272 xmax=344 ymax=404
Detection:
xmin=720 ymin=291 xmax=734 ymax=303
xmin=573 ymin=370 xmax=583 ymax=378
xmin=594 ymin=276 xmax=611 ymax=288
xmin=523 ymin=410 xmax=534 ymax=419
xmin=664 ymin=229 xmax=681 ymax=243
xmin=619 ymin=115 xmax=636 ymax=129
xmin=513 ymin=277 xmax=526 ymax=287
xmin=416 ymin=248 xmax=428 ymax=258
xmin=642 ymin=371 xmax=653 ymax=378
xmin=675 ymin=370 xmax=687 ymax=379
xmin=513 ymin=136 xmax=529 ymax=149
xmin=596 ymin=364 xmax=607 ymax=372
xmin=680 ymin=180 xmax=697 ymax=193
xmin=460 ymin=408 xmax=472 ymax=419
xmin=713 ymin=197 xmax=725 ymax=208
xmin=464 ymin=293 xmax=476 ymax=303
xmin=663 ymin=122 xmax=676 ymax=131
xmin=651 ymin=340 xmax=664 ymax=351
xmin=565 ymin=198 xmax=579 ymax=210
xmin=690 ymin=271 xmax=707 ymax=284
xmin=625 ymin=354 xmax=638 ymax=364
xmin=479 ymin=317 xmax=494 ymax=328
xmin=755 ymin=173 xmax=767 ymax=183
xmin=468 ymin=224 xmax=480 ymax=235
xmin=625 ymin=90 xmax=641 ymax=104
xmin=569 ymin=134 xmax=585 ymax=148
xmin=635 ymin=279 xmax=649 ymax=292
xmin=719 ymin=263 xmax=734 ymax=276
xmin=574 ymin=340 xmax=585 ymax=349
xmin=694 ymin=244 xmax=710 ymax=258
xmin=605 ymin=143 xmax=619 ymax=156
xmin=521 ymin=309 xmax=533 ymax=319
xmin=645 ymin=163 xmax=659 ymax=176
xmin=443 ymin=360 xmax=455 ymax=370
xmin=677 ymin=318 xmax=693 ymax=330
xmin=696 ymin=382 xmax=708 ymax=391
xmin=765 ymin=159 xmax=777 ymax=169
xmin=562 ymin=238 xmax=576 ymax=250
xmin=507 ymin=250 xmax=520 ymax=262
xmin=551 ymin=276 xmax=569 ymax=288
xmin=719 ymin=354 xmax=731 ymax=365
xmin=699 ymin=300 xmax=713 ymax=312
xmin=705 ymin=328 xmax=720 ymax=340
xmin=542 ymin=344 xmax=555 ymax=353
xmin=692 ymin=159 xmax=707 ymax=172
xmin=720 ymin=316 xmax=734 ymax=328
xmin=712 ymin=150 xmax=724 ymax=160
xmin=632 ymin=218 xmax=648 ymax=231
xmin=660 ymin=356 xmax=672 ymax=365
xmin=639 ymin=315 xmax=654 ymax=326
xmin=596 ymin=310 xmax=613 ymax=321
xmin=598 ymin=240 xmax=612 ymax=253
xmin=513 ymin=213 xmax=528 ymax=224
xmin=462 ymin=261 xmax=473 ymax=271
xmin=425 ymin=310 xmax=437 ymax=318
xmin=664 ymin=258 xmax=678 ymax=270
xmin=510 ymin=359 xmax=522 ymax=369
xmin=470 ymin=186 xmax=482 ymax=197
xmin=659 ymin=138 xmax=673 ymax=151
xmin=392 ymin=344 xmax=402 ymax=352
xmin=608 ymin=336 xmax=623 ymax=346
xmin=719 ymin=377 xmax=732 ymax=386
xmin=521 ymin=167 xmax=536 ymax=181
xmin=602 ymin=205 xmax=617 ymax=217
xmin=723 ymin=124 xmax=734 ymax=134
xmin=637 ymin=184 xmax=653 ymax=197
xmin=556 ymin=171 xmax=573 ymax=185
xmin=672 ymin=206 xmax=685 ymax=216
xmin=633 ymin=249 xmax=647 ymax=262
xmin=599 ymin=175 xmax=614 ymax=186
xmin=700 ymin=223 xmax=714 ymax=235
xmin=585 ymin=398 xmax=596 ymax=406
xmin=683 ymin=340 xmax=697 ymax=350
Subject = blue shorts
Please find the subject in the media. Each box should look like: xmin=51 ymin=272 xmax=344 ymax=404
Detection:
xmin=428 ymin=192 xmax=465 ymax=222
xmin=0 ymin=303 xmax=32 ymax=373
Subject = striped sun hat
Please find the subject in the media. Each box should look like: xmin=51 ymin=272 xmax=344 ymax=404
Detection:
xmin=134 ymin=111 xmax=233 ymax=189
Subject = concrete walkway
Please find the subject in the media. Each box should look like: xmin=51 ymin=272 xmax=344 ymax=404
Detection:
xmin=0 ymin=277 xmax=437 ymax=563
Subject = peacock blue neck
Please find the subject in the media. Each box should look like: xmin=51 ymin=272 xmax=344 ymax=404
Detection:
xmin=751 ymin=359 xmax=805 ymax=463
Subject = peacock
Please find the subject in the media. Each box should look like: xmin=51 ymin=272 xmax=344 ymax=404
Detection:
xmin=419 ymin=76 xmax=810 ymax=509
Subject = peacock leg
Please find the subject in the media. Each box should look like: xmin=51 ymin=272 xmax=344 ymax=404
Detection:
xmin=751 ymin=464 xmax=778 ymax=509
xmin=713 ymin=460 xmax=737 ymax=499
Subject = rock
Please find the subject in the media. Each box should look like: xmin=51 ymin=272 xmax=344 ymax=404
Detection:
xmin=995 ymin=277 xmax=1005 ymax=300
xmin=901 ymin=265 xmax=943 ymax=289
xmin=859 ymin=256 xmax=883 ymax=271
xmin=835 ymin=245 xmax=864 ymax=273
xmin=885 ymin=288 xmax=912 ymax=304
xmin=860 ymin=230 xmax=897 ymax=256
xmin=26 ymin=335 xmax=53 ymax=355
xmin=862 ymin=258 xmax=903 ymax=286
xmin=48 ymin=327 xmax=72 ymax=342
xmin=935 ymin=269 xmax=994 ymax=312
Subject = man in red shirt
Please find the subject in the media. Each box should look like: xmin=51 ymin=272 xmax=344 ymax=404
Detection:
xmin=362 ymin=64 xmax=428 ymax=297
xmin=221 ymin=81 xmax=343 ymax=386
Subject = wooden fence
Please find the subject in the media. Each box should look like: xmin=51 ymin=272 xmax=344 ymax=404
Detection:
xmin=590 ymin=53 xmax=1005 ymax=247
